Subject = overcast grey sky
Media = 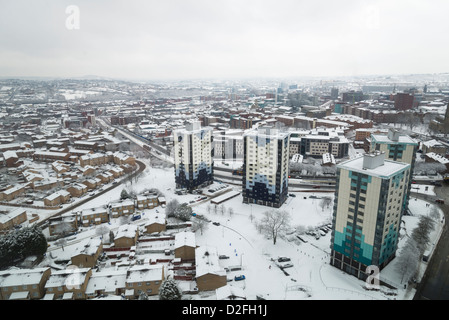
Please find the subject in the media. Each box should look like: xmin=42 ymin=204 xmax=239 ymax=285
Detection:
xmin=1 ymin=0 xmax=448 ymax=81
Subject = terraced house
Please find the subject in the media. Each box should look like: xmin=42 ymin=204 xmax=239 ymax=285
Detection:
xmin=0 ymin=267 xmax=51 ymax=300
xmin=330 ymin=151 xmax=411 ymax=280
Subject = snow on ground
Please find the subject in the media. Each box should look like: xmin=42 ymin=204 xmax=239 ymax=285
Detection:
xmin=33 ymin=156 xmax=444 ymax=300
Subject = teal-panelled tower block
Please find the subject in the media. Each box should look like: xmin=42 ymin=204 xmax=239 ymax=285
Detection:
xmin=330 ymin=151 xmax=411 ymax=281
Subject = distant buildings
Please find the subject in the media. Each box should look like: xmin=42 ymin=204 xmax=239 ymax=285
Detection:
xmin=242 ymin=127 xmax=290 ymax=208
xmin=173 ymin=121 xmax=214 ymax=191
xmin=291 ymin=128 xmax=350 ymax=159
xmin=393 ymin=92 xmax=415 ymax=111
xmin=429 ymin=102 xmax=449 ymax=134
xmin=330 ymin=151 xmax=411 ymax=280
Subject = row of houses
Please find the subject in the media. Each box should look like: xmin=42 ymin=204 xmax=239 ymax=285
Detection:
xmin=0 ymin=264 xmax=165 ymax=300
xmin=0 ymin=229 xmax=229 ymax=300
xmin=48 ymin=193 xmax=166 ymax=236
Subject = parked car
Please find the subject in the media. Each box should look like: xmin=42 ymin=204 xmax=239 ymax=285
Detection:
xmin=436 ymin=199 xmax=445 ymax=204
xmin=278 ymin=257 xmax=291 ymax=263
xmin=219 ymin=255 xmax=229 ymax=259
xmin=131 ymin=214 xmax=141 ymax=221
xmin=213 ymin=222 xmax=220 ymax=226
xmin=234 ymin=275 xmax=246 ymax=281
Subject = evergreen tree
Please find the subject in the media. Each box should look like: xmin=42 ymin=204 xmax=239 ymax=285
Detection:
xmin=159 ymin=279 xmax=182 ymax=300
xmin=120 ymin=189 xmax=130 ymax=200
xmin=0 ymin=225 xmax=47 ymax=268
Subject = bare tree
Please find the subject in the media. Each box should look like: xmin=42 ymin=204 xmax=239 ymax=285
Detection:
xmin=259 ymin=209 xmax=291 ymax=245
xmin=228 ymin=207 xmax=234 ymax=217
xmin=165 ymin=199 xmax=180 ymax=217
xmin=395 ymin=237 xmax=420 ymax=284
xmin=53 ymin=221 xmax=75 ymax=238
xmin=96 ymin=225 xmax=110 ymax=243
xmin=411 ymin=215 xmax=435 ymax=256
xmin=55 ymin=238 xmax=67 ymax=251
xmin=192 ymin=217 xmax=208 ymax=235
xmin=220 ymin=204 xmax=226 ymax=216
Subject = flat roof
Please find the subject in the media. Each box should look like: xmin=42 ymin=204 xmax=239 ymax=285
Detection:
xmin=371 ymin=133 xmax=418 ymax=145
xmin=338 ymin=155 xmax=410 ymax=179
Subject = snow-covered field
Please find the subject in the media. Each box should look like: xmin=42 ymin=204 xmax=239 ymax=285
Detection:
xmin=33 ymin=156 xmax=444 ymax=300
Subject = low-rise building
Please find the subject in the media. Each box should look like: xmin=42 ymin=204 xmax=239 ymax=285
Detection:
xmin=195 ymin=246 xmax=227 ymax=291
xmin=136 ymin=194 xmax=158 ymax=209
xmin=81 ymin=207 xmax=109 ymax=226
xmin=85 ymin=269 xmax=127 ymax=299
xmin=43 ymin=190 xmax=71 ymax=207
xmin=44 ymin=268 xmax=92 ymax=300
xmin=174 ymin=231 xmax=196 ymax=261
xmin=0 ymin=267 xmax=51 ymax=300
xmin=109 ymin=200 xmax=135 ymax=218
xmin=143 ymin=213 xmax=166 ymax=234
xmin=70 ymin=238 xmax=104 ymax=268
xmin=0 ymin=208 xmax=27 ymax=231
xmin=125 ymin=265 xmax=164 ymax=298
xmin=114 ymin=224 xmax=139 ymax=248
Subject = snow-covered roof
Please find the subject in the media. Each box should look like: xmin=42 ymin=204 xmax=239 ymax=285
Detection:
xmin=125 ymin=265 xmax=163 ymax=283
xmin=425 ymin=152 xmax=449 ymax=164
xmin=115 ymin=224 xmax=138 ymax=240
xmin=195 ymin=246 xmax=226 ymax=278
xmin=44 ymin=268 xmax=91 ymax=289
xmin=85 ymin=269 xmax=127 ymax=296
xmin=338 ymin=154 xmax=410 ymax=179
xmin=110 ymin=199 xmax=134 ymax=208
xmin=45 ymin=190 xmax=70 ymax=201
xmin=371 ymin=133 xmax=417 ymax=145
xmin=3 ymin=150 xmax=18 ymax=159
xmin=216 ymin=285 xmax=246 ymax=300
xmin=422 ymin=139 xmax=445 ymax=148
xmin=0 ymin=267 xmax=50 ymax=287
xmin=145 ymin=213 xmax=166 ymax=226
xmin=0 ymin=208 xmax=26 ymax=224
xmin=175 ymin=231 xmax=195 ymax=249
xmin=71 ymin=238 xmax=103 ymax=257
